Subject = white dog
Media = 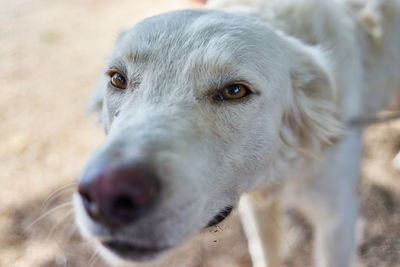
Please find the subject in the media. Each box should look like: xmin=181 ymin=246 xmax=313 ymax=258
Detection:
xmin=74 ymin=0 xmax=400 ymax=266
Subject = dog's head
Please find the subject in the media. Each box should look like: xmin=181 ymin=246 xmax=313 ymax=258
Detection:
xmin=75 ymin=9 xmax=341 ymax=265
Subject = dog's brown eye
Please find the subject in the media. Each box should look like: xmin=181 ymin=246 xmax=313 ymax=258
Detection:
xmin=110 ymin=72 xmax=127 ymax=89
xmin=215 ymin=84 xmax=251 ymax=101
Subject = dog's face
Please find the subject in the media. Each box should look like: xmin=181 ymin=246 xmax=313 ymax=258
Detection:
xmin=75 ymin=10 xmax=340 ymax=265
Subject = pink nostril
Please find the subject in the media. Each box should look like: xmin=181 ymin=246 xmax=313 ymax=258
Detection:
xmin=78 ymin=159 xmax=160 ymax=228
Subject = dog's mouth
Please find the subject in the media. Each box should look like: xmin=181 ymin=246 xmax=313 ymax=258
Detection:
xmin=98 ymin=206 xmax=233 ymax=261
xmin=101 ymin=239 xmax=170 ymax=261
xmin=206 ymin=206 xmax=233 ymax=227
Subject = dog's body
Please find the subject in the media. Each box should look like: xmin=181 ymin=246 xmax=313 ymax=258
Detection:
xmin=74 ymin=0 xmax=400 ymax=266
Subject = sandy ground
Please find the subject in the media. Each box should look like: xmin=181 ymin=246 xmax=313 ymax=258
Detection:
xmin=1 ymin=0 xmax=399 ymax=266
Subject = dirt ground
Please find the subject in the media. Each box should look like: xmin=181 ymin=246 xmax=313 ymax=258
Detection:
xmin=1 ymin=0 xmax=399 ymax=266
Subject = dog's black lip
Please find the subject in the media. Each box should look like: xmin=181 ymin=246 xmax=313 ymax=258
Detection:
xmin=206 ymin=206 xmax=233 ymax=227
xmin=101 ymin=239 xmax=169 ymax=260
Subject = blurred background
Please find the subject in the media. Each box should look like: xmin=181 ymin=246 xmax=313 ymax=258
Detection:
xmin=0 ymin=0 xmax=399 ymax=266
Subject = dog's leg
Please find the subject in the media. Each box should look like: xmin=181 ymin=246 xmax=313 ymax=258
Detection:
xmin=299 ymin=128 xmax=363 ymax=267
xmin=393 ymin=151 xmax=400 ymax=171
xmin=311 ymin=194 xmax=359 ymax=267
xmin=390 ymin=88 xmax=400 ymax=171
xmin=239 ymin=192 xmax=282 ymax=267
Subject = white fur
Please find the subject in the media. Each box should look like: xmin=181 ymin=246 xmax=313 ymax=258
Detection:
xmin=75 ymin=1 xmax=400 ymax=266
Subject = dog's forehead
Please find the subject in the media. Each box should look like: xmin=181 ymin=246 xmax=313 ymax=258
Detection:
xmin=117 ymin=10 xmax=254 ymax=56
xmin=108 ymin=10 xmax=283 ymax=99
xmin=113 ymin=10 xmax=270 ymax=72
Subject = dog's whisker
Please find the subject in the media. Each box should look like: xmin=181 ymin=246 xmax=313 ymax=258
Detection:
xmin=26 ymin=202 xmax=74 ymax=230
xmin=88 ymin=248 xmax=101 ymax=266
xmin=41 ymin=182 xmax=77 ymax=208
xmin=64 ymin=221 xmax=79 ymax=239
xmin=80 ymin=238 xmax=97 ymax=246
xmin=46 ymin=209 xmax=75 ymax=240
xmin=41 ymin=188 xmax=76 ymax=211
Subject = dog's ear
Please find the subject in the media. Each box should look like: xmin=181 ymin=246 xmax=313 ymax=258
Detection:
xmin=280 ymin=44 xmax=343 ymax=157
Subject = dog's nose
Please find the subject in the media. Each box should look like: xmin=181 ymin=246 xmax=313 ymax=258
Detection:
xmin=78 ymin=158 xmax=160 ymax=228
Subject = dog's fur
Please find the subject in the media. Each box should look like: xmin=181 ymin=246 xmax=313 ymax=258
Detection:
xmin=74 ymin=0 xmax=400 ymax=266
